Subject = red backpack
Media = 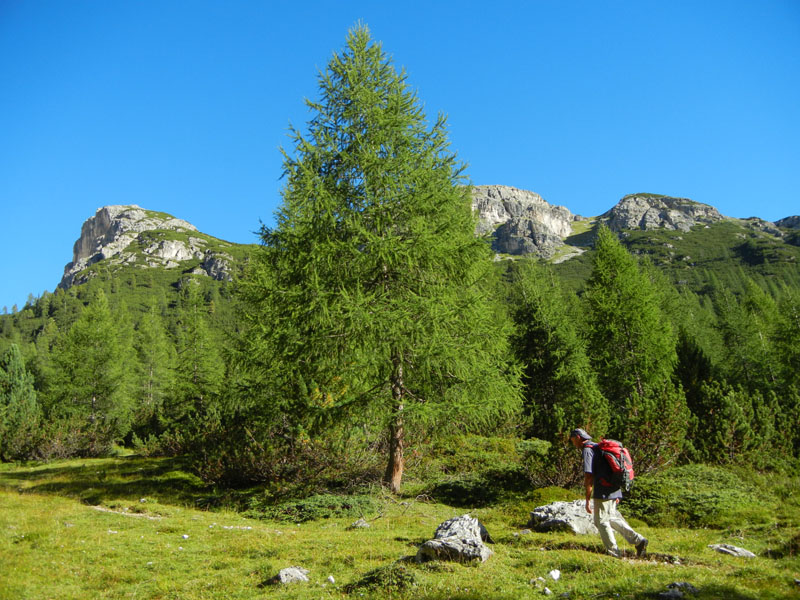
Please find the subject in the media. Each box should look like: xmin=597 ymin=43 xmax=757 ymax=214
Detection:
xmin=595 ymin=439 xmax=635 ymax=492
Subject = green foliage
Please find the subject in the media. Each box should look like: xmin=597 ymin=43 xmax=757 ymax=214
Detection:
xmin=416 ymin=435 xmax=532 ymax=506
xmin=584 ymin=226 xmax=688 ymax=471
xmin=130 ymin=302 xmax=176 ymax=437
xmin=246 ymin=493 xmax=378 ymax=523
xmin=687 ymin=381 xmax=782 ymax=469
xmin=235 ymin=25 xmax=520 ymax=491
xmin=714 ymin=279 xmax=779 ymax=392
xmin=506 ymin=260 xmax=608 ymax=486
xmin=0 ymin=344 xmax=40 ymax=460
xmin=47 ymin=290 xmax=136 ymax=453
xmin=171 ymin=281 xmax=223 ymax=427
xmin=343 ymin=562 xmax=418 ymax=594
xmin=625 ymin=464 xmax=775 ymax=529
xmin=774 ymin=290 xmax=800 ymax=391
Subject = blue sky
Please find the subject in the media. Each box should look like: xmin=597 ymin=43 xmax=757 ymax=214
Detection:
xmin=1 ymin=1 xmax=798 ymax=309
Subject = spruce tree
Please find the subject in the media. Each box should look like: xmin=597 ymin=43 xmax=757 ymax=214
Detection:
xmin=584 ymin=226 xmax=688 ymax=471
xmin=237 ymin=25 xmax=520 ymax=491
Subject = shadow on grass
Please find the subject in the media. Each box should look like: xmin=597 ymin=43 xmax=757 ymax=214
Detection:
xmin=629 ymin=585 xmax=760 ymax=600
xmin=0 ymin=455 xmax=211 ymax=507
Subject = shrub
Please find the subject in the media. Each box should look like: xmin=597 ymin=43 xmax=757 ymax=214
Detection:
xmin=343 ymin=563 xmax=418 ymax=594
xmin=245 ymin=493 xmax=379 ymax=523
xmin=624 ymin=463 xmax=774 ymax=528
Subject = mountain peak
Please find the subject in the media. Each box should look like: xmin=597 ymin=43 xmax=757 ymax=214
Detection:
xmin=59 ymin=205 xmax=233 ymax=289
xmin=602 ymin=193 xmax=723 ymax=232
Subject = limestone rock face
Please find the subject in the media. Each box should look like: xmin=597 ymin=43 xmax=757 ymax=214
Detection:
xmin=59 ymin=205 xmax=232 ymax=288
xmin=603 ymin=194 xmax=722 ymax=232
xmin=202 ymin=250 xmax=234 ymax=281
xmin=471 ymin=185 xmax=575 ymax=258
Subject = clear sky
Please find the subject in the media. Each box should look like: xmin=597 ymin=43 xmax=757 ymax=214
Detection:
xmin=1 ymin=1 xmax=798 ymax=309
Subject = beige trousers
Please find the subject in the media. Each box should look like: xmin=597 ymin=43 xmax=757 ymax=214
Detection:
xmin=593 ymin=498 xmax=645 ymax=553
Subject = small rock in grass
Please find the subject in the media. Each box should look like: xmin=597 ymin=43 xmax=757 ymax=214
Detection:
xmin=549 ymin=569 xmax=561 ymax=581
xmin=544 ymin=587 xmax=553 ymax=595
xmin=327 ymin=575 xmax=335 ymax=584
xmin=182 ymin=534 xmax=189 ymax=539
xmin=276 ymin=567 xmax=310 ymax=584
xmin=667 ymin=582 xmax=699 ymax=594
xmin=348 ymin=518 xmax=370 ymax=529
xmin=708 ymin=543 xmax=755 ymax=558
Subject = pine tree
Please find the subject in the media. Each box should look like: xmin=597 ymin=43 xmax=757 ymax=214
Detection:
xmin=0 ymin=344 xmax=40 ymax=460
xmin=584 ymin=226 xmax=688 ymax=471
xmin=237 ymin=25 xmax=520 ymax=492
xmin=689 ymin=381 xmax=779 ymax=467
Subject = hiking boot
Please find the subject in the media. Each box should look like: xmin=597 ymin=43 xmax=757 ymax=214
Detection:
xmin=635 ymin=538 xmax=648 ymax=558
xmin=606 ymin=548 xmax=622 ymax=558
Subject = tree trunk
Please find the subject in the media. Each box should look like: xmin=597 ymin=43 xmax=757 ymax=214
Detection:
xmin=384 ymin=357 xmax=405 ymax=493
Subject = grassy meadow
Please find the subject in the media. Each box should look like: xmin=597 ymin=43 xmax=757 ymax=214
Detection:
xmin=1 ymin=454 xmax=799 ymax=599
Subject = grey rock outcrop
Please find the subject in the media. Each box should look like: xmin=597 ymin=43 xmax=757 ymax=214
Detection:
xmin=776 ymin=216 xmax=800 ymax=229
xmin=416 ymin=514 xmax=494 ymax=563
xmin=743 ymin=217 xmax=783 ymax=237
xmin=59 ymin=205 xmax=232 ymax=288
xmin=527 ymin=500 xmax=598 ymax=535
xmin=603 ymin=194 xmax=722 ymax=233
xmin=202 ymin=250 xmax=234 ymax=281
xmin=471 ymin=185 xmax=575 ymax=259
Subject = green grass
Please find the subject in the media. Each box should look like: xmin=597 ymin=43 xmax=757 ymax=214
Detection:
xmin=2 ymin=457 xmax=800 ymax=599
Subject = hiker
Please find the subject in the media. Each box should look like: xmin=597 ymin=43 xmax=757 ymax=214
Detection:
xmin=569 ymin=428 xmax=648 ymax=558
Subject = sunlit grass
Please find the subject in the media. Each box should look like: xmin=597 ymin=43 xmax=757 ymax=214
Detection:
xmin=1 ymin=457 xmax=799 ymax=599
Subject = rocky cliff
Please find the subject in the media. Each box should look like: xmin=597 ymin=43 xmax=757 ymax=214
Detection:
xmin=776 ymin=216 xmax=800 ymax=229
xmin=59 ymin=205 xmax=234 ymax=289
xmin=601 ymin=194 xmax=723 ymax=232
xmin=471 ymin=185 xmax=577 ymax=259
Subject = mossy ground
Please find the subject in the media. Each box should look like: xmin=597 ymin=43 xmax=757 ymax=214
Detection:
xmin=1 ymin=456 xmax=799 ymax=599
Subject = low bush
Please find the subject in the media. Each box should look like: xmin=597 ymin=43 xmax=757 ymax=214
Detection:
xmin=342 ymin=562 xmax=418 ymax=594
xmin=245 ymin=493 xmax=379 ymax=523
xmin=624 ymin=463 xmax=774 ymax=528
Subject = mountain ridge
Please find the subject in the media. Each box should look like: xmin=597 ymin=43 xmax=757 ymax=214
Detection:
xmin=55 ymin=188 xmax=800 ymax=294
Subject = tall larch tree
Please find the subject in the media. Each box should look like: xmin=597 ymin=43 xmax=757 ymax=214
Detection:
xmin=50 ymin=289 xmax=135 ymax=453
xmin=172 ymin=281 xmax=223 ymax=428
xmin=132 ymin=302 xmax=176 ymax=435
xmin=237 ymin=25 xmax=520 ymax=492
